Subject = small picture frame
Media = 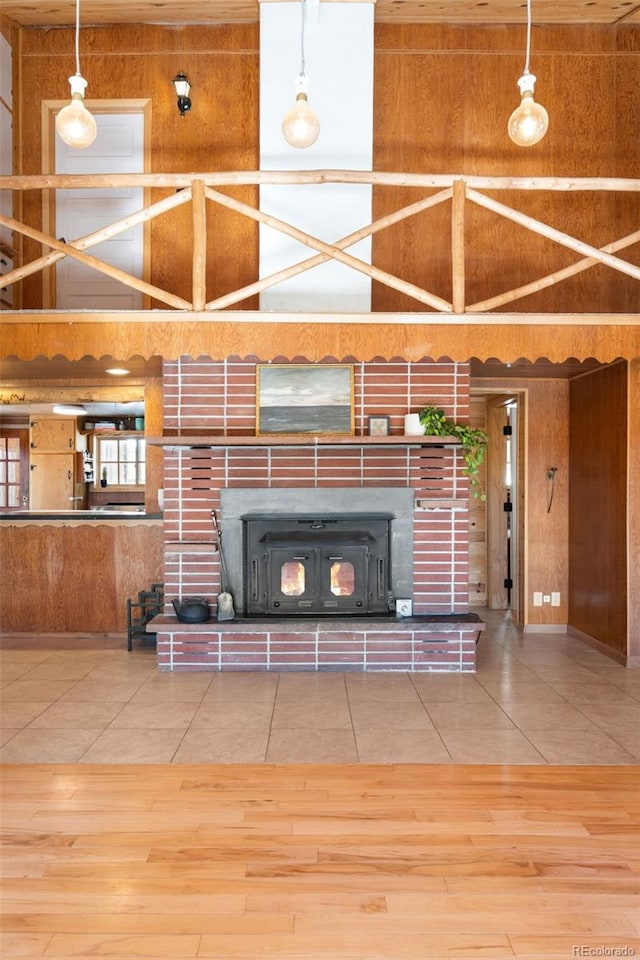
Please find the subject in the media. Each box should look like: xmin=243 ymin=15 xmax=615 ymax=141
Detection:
xmin=368 ymin=415 xmax=390 ymax=437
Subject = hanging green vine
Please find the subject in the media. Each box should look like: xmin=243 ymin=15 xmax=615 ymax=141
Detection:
xmin=418 ymin=405 xmax=488 ymax=499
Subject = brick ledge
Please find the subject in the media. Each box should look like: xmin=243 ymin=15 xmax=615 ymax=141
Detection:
xmin=150 ymin=613 xmax=485 ymax=633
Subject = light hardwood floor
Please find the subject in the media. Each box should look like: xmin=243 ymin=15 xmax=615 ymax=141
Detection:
xmin=1 ymin=763 xmax=639 ymax=958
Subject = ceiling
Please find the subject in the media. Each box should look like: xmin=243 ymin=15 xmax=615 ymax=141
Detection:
xmin=0 ymin=355 xmax=162 ymax=382
xmin=0 ymin=356 xmax=161 ymax=413
xmin=1 ymin=0 xmax=638 ymax=27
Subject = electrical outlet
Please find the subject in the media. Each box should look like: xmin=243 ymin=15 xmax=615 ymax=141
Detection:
xmin=551 ymin=592 xmax=561 ymax=607
xmin=543 ymin=594 xmax=551 ymax=604
xmin=533 ymin=592 xmax=543 ymax=607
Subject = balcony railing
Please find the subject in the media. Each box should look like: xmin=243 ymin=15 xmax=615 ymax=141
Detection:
xmin=1 ymin=171 xmax=639 ymax=317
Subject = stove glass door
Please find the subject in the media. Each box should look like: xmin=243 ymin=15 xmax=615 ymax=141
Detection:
xmin=267 ymin=546 xmax=369 ymax=614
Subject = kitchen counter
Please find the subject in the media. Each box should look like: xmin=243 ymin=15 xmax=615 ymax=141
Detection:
xmin=1 ymin=517 xmax=164 ymax=632
xmin=0 ymin=510 xmax=162 ymax=521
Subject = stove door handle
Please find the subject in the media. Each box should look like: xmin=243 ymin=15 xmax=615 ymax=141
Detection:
xmin=377 ymin=557 xmax=385 ymax=599
xmin=250 ymin=558 xmax=258 ymax=601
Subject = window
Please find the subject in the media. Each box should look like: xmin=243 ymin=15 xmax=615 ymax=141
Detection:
xmin=95 ymin=436 xmax=145 ymax=486
xmin=0 ymin=436 xmax=22 ymax=507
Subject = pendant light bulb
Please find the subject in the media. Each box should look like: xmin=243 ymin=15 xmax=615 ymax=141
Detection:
xmin=56 ymin=74 xmax=98 ymax=148
xmin=508 ymin=71 xmax=549 ymax=147
xmin=282 ymin=74 xmax=320 ymax=149
xmin=56 ymin=0 xmax=97 ymax=149
xmin=508 ymin=0 xmax=549 ymax=147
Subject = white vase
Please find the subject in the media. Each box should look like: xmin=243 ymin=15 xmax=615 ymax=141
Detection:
xmin=404 ymin=413 xmax=423 ymax=435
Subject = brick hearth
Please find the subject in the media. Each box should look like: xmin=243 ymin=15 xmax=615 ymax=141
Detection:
xmin=152 ymin=615 xmax=484 ymax=672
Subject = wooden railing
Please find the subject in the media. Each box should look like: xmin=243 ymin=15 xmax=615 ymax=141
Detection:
xmin=1 ymin=171 xmax=639 ymax=315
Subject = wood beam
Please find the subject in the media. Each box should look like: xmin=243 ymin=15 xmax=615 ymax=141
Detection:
xmin=3 ymin=314 xmax=639 ymax=363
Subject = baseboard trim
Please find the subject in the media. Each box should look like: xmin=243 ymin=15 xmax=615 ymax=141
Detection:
xmin=567 ymin=625 xmax=628 ymax=666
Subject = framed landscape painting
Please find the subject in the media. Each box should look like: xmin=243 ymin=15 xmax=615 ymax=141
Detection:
xmin=257 ymin=364 xmax=354 ymax=435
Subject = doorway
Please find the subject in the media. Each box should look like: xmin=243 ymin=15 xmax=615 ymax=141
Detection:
xmin=470 ymin=391 xmax=524 ymax=628
xmin=41 ymin=99 xmax=150 ymax=309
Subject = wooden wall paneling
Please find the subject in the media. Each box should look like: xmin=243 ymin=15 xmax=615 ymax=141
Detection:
xmin=525 ymin=379 xmax=570 ymax=627
xmin=60 ymin=523 xmax=117 ymax=629
xmin=569 ymin=361 xmax=627 ymax=654
xmin=0 ymin=524 xmax=111 ymax=631
xmin=17 ymin=23 xmax=259 ymax=310
xmin=627 ymin=359 xmax=640 ymax=662
xmin=9 ymin=20 xmax=640 ymax=315
xmin=0 ymin=521 xmax=164 ymax=632
xmin=612 ymin=40 xmax=640 ymax=178
xmin=113 ymin=523 xmax=164 ymax=630
xmin=371 ymin=24 xmax=638 ymax=315
xmin=372 ymin=35 xmax=466 ymax=314
xmin=612 ymin=52 xmax=640 ymax=312
xmin=0 ymin=524 xmax=61 ymax=630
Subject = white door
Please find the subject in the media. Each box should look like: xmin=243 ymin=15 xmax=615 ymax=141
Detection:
xmin=55 ymin=113 xmax=144 ymax=309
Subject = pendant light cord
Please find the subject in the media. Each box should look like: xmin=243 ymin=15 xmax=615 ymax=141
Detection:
xmin=74 ymin=0 xmax=81 ymax=76
xmin=300 ymin=0 xmax=307 ymax=78
xmin=524 ymin=0 xmax=532 ymax=74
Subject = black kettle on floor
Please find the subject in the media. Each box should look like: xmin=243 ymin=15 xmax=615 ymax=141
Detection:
xmin=172 ymin=597 xmax=211 ymax=623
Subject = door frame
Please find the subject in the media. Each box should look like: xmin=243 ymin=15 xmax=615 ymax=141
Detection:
xmin=471 ymin=386 xmax=526 ymax=629
xmin=40 ymin=98 xmax=151 ymax=309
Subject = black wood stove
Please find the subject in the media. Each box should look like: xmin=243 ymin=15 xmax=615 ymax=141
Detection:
xmin=242 ymin=513 xmax=394 ymax=616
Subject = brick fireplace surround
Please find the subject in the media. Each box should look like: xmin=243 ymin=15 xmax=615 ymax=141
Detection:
xmin=153 ymin=357 xmax=484 ymax=672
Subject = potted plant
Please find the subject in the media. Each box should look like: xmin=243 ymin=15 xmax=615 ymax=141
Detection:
xmin=418 ymin=405 xmax=488 ymax=499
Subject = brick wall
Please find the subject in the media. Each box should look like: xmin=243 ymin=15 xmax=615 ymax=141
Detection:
xmin=157 ymin=357 xmax=475 ymax=671
xmin=163 ymin=358 xmax=471 ymax=436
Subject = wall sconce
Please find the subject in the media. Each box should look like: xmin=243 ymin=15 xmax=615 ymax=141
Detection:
xmin=282 ymin=0 xmax=320 ymax=148
xmin=55 ymin=0 xmax=97 ymax=148
xmin=508 ymin=0 xmax=549 ymax=147
xmin=173 ymin=73 xmax=192 ymax=117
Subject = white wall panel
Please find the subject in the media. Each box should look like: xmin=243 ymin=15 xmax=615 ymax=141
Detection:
xmin=259 ymin=1 xmax=374 ymax=312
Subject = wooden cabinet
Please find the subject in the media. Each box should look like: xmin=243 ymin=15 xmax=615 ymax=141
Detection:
xmin=28 ymin=417 xmax=84 ymax=509
xmin=29 ymin=453 xmax=76 ymax=509
xmin=30 ymin=416 xmax=77 ymax=452
xmin=0 ymin=519 xmax=164 ymax=631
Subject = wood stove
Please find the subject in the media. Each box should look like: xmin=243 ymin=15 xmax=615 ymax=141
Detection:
xmin=242 ymin=513 xmax=394 ymax=616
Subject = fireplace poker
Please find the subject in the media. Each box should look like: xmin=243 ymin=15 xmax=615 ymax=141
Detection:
xmin=211 ymin=509 xmax=235 ymax=620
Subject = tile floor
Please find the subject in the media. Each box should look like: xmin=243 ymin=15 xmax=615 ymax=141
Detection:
xmin=0 ymin=611 xmax=638 ymax=764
